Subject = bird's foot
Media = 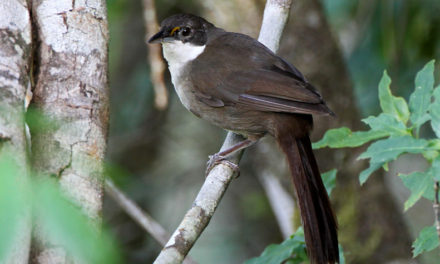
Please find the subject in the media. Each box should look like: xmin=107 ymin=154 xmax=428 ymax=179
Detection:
xmin=205 ymin=153 xmax=240 ymax=178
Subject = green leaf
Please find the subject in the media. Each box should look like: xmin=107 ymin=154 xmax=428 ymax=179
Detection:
xmin=244 ymin=228 xmax=307 ymax=264
xmin=33 ymin=179 xmax=121 ymax=264
xmin=378 ymin=71 xmax=410 ymax=124
xmin=362 ymin=113 xmax=408 ymax=136
xmin=359 ymin=136 xmax=428 ymax=164
xmin=313 ymin=127 xmax=388 ymax=149
xmin=422 ymin=149 xmax=439 ymax=162
xmin=430 ymin=139 xmax=440 ymax=150
xmin=399 ymin=171 xmax=434 ymax=211
xmin=0 ymin=154 xmax=28 ymax=260
xmin=409 ymin=60 xmax=435 ymax=129
xmin=359 ymin=162 xmax=384 ymax=185
xmin=321 ymin=169 xmax=337 ymax=196
xmin=430 ymin=85 xmax=440 ymax=138
xmin=412 ymin=226 xmax=440 ymax=257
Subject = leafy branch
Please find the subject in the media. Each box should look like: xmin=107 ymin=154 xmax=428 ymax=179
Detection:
xmin=314 ymin=60 xmax=440 ymax=257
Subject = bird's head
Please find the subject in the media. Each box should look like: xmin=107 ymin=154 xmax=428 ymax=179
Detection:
xmin=148 ymin=14 xmax=214 ymax=46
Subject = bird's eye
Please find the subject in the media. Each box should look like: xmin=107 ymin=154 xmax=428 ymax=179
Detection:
xmin=181 ymin=27 xmax=191 ymax=37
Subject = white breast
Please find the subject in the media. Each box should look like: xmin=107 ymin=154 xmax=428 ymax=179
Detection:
xmin=162 ymin=42 xmax=205 ymax=109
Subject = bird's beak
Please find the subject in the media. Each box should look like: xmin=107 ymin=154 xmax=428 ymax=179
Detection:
xmin=148 ymin=29 xmax=176 ymax=44
xmin=148 ymin=29 xmax=165 ymax=44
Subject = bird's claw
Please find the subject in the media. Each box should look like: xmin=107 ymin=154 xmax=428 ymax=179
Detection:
xmin=205 ymin=153 xmax=240 ymax=178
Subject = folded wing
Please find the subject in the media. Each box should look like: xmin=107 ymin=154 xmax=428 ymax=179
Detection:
xmin=190 ymin=32 xmax=333 ymax=116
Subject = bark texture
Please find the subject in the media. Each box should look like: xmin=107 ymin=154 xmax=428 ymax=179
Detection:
xmin=29 ymin=0 xmax=109 ymax=263
xmin=0 ymin=0 xmax=32 ymax=263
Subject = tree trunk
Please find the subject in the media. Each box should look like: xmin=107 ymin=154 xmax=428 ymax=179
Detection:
xmin=0 ymin=0 xmax=32 ymax=263
xmin=29 ymin=0 xmax=109 ymax=263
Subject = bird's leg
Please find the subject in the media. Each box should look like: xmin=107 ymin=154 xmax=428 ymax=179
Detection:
xmin=205 ymin=137 xmax=258 ymax=176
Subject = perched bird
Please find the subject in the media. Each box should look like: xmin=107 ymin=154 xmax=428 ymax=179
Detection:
xmin=149 ymin=14 xmax=339 ymax=264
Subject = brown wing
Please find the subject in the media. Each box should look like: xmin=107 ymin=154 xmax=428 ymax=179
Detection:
xmin=190 ymin=32 xmax=333 ymax=115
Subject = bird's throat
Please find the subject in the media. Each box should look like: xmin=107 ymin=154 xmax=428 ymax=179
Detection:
xmin=162 ymin=42 xmax=206 ymax=71
xmin=162 ymin=41 xmax=206 ymax=112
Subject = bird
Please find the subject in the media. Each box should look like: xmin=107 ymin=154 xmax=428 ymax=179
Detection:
xmin=148 ymin=13 xmax=339 ymax=264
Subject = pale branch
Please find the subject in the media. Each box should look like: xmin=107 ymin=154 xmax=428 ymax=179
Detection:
xmin=257 ymin=172 xmax=296 ymax=238
xmin=153 ymin=0 xmax=293 ymax=263
xmin=434 ymin=181 xmax=440 ymax=240
xmin=104 ymin=179 xmax=198 ymax=264
xmin=142 ymin=0 xmax=168 ymax=110
xmin=258 ymin=0 xmax=293 ymax=51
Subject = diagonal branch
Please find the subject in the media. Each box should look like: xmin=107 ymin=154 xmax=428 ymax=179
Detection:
xmin=153 ymin=1 xmax=293 ymax=263
xmin=105 ymin=179 xmax=169 ymax=245
xmin=104 ymin=179 xmax=198 ymax=264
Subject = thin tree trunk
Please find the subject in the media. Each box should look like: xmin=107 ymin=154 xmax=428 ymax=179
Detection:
xmin=29 ymin=0 xmax=109 ymax=263
xmin=0 ymin=0 xmax=32 ymax=263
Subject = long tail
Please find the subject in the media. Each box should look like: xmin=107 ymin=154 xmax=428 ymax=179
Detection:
xmin=276 ymin=133 xmax=339 ymax=264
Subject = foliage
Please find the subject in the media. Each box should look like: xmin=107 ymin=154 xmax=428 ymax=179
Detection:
xmin=412 ymin=226 xmax=440 ymax=257
xmin=244 ymin=170 xmax=343 ymax=263
xmin=243 ymin=228 xmax=308 ymax=264
xmin=0 ymin=152 xmax=121 ymax=263
xmin=314 ymin=60 xmax=440 ymax=257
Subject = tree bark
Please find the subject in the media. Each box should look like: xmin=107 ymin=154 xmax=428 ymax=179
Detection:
xmin=29 ymin=0 xmax=109 ymax=263
xmin=0 ymin=0 xmax=32 ymax=263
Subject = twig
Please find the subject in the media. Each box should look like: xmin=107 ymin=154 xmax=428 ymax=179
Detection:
xmin=434 ymin=181 xmax=440 ymax=240
xmin=104 ymin=179 xmax=198 ymax=264
xmin=142 ymin=0 xmax=168 ymax=110
xmin=153 ymin=1 xmax=293 ymax=263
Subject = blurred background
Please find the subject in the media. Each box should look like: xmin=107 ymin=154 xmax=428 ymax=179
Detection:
xmin=104 ymin=0 xmax=440 ymax=263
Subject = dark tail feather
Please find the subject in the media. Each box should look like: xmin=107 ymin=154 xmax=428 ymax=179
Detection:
xmin=276 ymin=134 xmax=339 ymax=264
